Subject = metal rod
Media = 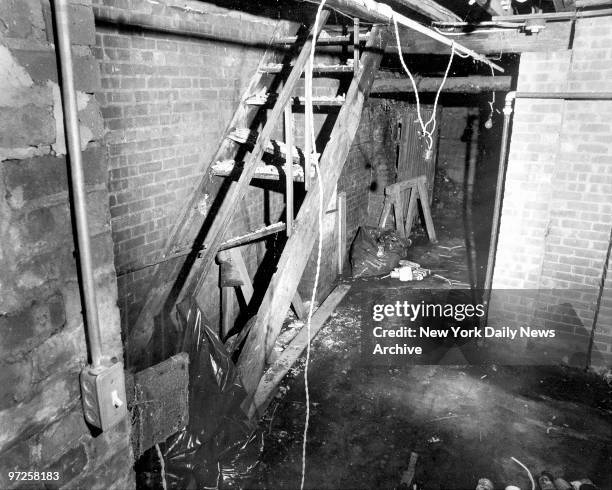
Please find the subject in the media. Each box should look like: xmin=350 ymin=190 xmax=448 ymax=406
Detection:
xmin=516 ymin=91 xmax=612 ymax=100
xmin=53 ymin=0 xmax=103 ymax=367
xmin=483 ymin=91 xmax=516 ymax=311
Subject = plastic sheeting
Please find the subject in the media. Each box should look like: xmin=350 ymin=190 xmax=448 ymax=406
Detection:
xmin=152 ymin=298 xmax=261 ymax=489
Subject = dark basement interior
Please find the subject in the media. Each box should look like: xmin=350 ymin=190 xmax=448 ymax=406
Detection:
xmin=0 ymin=0 xmax=611 ymax=489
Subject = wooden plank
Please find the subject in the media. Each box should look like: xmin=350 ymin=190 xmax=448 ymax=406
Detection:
xmin=393 ymin=188 xmax=406 ymax=237
xmin=237 ymin=25 xmax=390 ymax=396
xmin=306 ymin=0 xmax=504 ymax=72
xmin=416 ymin=176 xmax=437 ymax=243
xmin=353 ymin=17 xmax=360 ymax=72
xmin=127 ymin=353 xmax=189 ymax=458
xmin=261 ymin=62 xmax=355 ymax=74
xmin=378 ymin=197 xmax=392 ymax=229
xmin=393 ymin=0 xmax=462 ymax=22
xmin=179 ymin=11 xmax=332 ymax=307
xmin=405 ymin=186 xmax=418 ymax=236
xmin=284 ymin=106 xmax=294 ymax=236
xmin=304 ymin=58 xmax=313 ymax=191
xmin=221 ymin=285 xmax=234 ymax=338
xmin=291 ymin=291 xmax=306 ymax=320
xmin=127 ymin=20 xmax=295 ymax=362
xmin=248 ymin=284 xmax=351 ymax=418
xmin=392 ymin=20 xmax=571 ymax=55
xmin=229 ymin=248 xmax=254 ymax=302
xmin=371 ymin=75 xmax=512 ymax=94
xmin=337 ymin=191 xmax=347 ymax=275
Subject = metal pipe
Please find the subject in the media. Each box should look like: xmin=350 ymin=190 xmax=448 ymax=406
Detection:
xmin=53 ymin=0 xmax=104 ymax=367
xmin=483 ymin=91 xmax=516 ymax=311
xmin=516 ymin=91 xmax=612 ymax=100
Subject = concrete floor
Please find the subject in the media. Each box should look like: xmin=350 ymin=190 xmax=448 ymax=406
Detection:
xmin=243 ymin=230 xmax=612 ymax=489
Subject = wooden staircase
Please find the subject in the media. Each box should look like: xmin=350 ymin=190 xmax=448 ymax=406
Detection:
xmin=128 ymin=11 xmax=390 ymax=407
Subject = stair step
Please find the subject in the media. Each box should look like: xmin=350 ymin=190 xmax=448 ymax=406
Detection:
xmin=227 ymin=128 xmax=319 ymax=164
xmin=260 ymin=60 xmax=354 ymax=74
xmin=245 ymin=93 xmax=346 ymax=107
xmin=273 ymin=31 xmax=369 ymax=45
xmin=220 ymin=222 xmax=286 ymax=250
xmin=212 ymin=159 xmax=305 ymax=182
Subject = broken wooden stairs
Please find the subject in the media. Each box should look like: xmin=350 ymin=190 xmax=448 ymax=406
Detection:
xmin=128 ymin=11 xmax=390 ymax=417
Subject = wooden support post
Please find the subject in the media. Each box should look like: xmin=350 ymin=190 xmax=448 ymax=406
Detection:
xmin=353 ymin=17 xmax=360 ymax=73
xmin=416 ymin=176 xmax=437 ymax=243
xmin=304 ymin=58 xmax=313 ymax=191
xmin=221 ymin=286 xmax=233 ymax=338
xmin=392 ymin=188 xmax=406 ymax=238
xmin=248 ymin=284 xmax=351 ymax=418
xmin=284 ymin=106 xmax=294 ymax=236
xmin=337 ymin=191 xmax=347 ymax=275
xmin=237 ymin=26 xmax=390 ymax=396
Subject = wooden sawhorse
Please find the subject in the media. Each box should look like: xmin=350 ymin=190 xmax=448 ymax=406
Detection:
xmin=378 ymin=175 xmax=437 ymax=243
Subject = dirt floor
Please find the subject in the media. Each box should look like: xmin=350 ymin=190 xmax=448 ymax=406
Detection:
xmin=239 ymin=220 xmax=612 ymax=490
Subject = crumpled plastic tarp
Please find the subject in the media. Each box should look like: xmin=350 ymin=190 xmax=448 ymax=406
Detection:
xmin=350 ymin=226 xmax=411 ymax=278
xmin=153 ymin=297 xmax=260 ymax=489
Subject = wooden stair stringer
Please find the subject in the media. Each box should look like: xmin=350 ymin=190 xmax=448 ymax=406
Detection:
xmin=236 ymin=25 xmax=390 ymax=397
xmin=126 ymin=19 xmax=300 ymax=364
xmin=172 ymin=10 xmax=333 ymax=315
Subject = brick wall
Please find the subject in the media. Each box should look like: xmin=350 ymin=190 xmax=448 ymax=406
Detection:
xmin=490 ymin=16 xmax=612 ymax=370
xmin=0 ymin=0 xmax=133 ymax=488
xmin=338 ymin=98 xmax=411 ymax=242
xmin=93 ymin=0 xmax=349 ymax=341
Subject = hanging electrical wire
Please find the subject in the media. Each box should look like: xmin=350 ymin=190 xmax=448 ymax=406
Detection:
xmin=392 ymin=15 xmax=457 ymax=156
xmin=301 ymin=1 xmax=327 ymax=489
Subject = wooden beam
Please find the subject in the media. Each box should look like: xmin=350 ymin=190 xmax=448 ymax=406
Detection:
xmin=371 ymin=75 xmax=512 ymax=94
xmin=390 ymin=20 xmax=572 ymax=54
xmin=127 ymin=20 xmax=295 ymax=364
xmin=472 ymin=0 xmax=511 ymax=17
xmin=392 ymin=0 xmax=462 ymax=22
xmin=179 ymin=10 xmax=331 ymax=307
xmin=303 ymin=0 xmax=504 ymax=72
xmin=248 ymin=284 xmax=351 ymax=418
xmin=237 ymin=25 xmax=389 ymax=396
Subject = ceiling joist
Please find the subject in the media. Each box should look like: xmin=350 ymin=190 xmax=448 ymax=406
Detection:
xmin=371 ymin=75 xmax=512 ymax=94
xmin=391 ymin=0 xmax=462 ymax=22
xmin=303 ymin=0 xmax=505 ymax=72
xmin=391 ymin=20 xmax=572 ymax=55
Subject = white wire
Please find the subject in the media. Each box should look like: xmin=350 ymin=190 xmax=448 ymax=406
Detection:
xmin=301 ymin=2 xmax=326 ymax=489
xmin=392 ymin=15 xmax=456 ymax=151
xmin=155 ymin=443 xmax=167 ymax=490
xmin=511 ymin=456 xmax=535 ymax=490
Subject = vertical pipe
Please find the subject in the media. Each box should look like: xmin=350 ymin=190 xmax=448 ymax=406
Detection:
xmin=483 ymin=91 xmax=516 ymax=310
xmin=53 ymin=0 xmax=103 ymax=367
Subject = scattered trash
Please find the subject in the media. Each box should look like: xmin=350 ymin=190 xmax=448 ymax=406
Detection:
xmin=350 ymin=226 xmax=411 ymax=278
xmin=476 ymin=477 xmax=495 ymax=490
xmin=427 ymin=436 xmax=441 ymax=443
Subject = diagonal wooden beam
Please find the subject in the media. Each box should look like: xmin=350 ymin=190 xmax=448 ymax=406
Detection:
xmin=175 ymin=10 xmax=332 ymax=308
xmin=127 ymin=20 xmax=296 ymax=364
xmin=237 ymin=25 xmax=390 ymax=396
xmin=391 ymin=0 xmax=462 ymax=22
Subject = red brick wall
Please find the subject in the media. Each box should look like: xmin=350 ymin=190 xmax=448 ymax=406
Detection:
xmin=491 ymin=17 xmax=612 ymax=370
